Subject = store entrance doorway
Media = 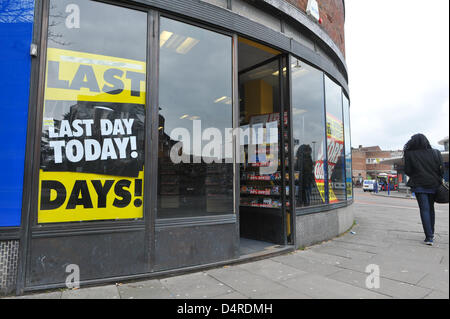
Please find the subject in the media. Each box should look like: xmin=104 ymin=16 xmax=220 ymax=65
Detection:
xmin=237 ymin=37 xmax=294 ymax=248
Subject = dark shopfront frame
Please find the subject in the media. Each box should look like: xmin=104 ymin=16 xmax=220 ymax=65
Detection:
xmin=13 ymin=0 xmax=351 ymax=294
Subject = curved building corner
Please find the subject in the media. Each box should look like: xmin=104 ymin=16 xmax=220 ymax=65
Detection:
xmin=0 ymin=0 xmax=352 ymax=295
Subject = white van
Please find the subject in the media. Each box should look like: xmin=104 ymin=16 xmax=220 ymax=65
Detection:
xmin=363 ymin=180 xmax=377 ymax=192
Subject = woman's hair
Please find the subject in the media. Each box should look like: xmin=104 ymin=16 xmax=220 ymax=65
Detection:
xmin=403 ymin=133 xmax=432 ymax=152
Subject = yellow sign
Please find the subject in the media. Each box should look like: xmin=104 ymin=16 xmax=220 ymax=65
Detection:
xmin=327 ymin=113 xmax=344 ymax=203
xmin=38 ymin=171 xmax=144 ymax=223
xmin=38 ymin=48 xmax=146 ymax=223
xmin=45 ymin=48 xmax=146 ymax=104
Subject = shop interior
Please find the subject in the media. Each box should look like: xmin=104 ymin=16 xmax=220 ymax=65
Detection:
xmin=237 ymin=37 xmax=293 ymax=250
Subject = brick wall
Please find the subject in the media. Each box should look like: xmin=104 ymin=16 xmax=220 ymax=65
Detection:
xmin=352 ymin=146 xmax=401 ymax=181
xmin=283 ymin=0 xmax=346 ymax=55
xmin=352 ymin=149 xmax=366 ymax=181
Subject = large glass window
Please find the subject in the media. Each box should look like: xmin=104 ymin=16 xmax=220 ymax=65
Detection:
xmin=157 ymin=18 xmax=233 ymax=218
xmin=325 ymin=76 xmax=346 ymax=203
xmin=38 ymin=0 xmax=147 ymax=223
xmin=343 ymin=94 xmax=353 ymax=200
xmin=291 ymin=58 xmax=327 ymax=207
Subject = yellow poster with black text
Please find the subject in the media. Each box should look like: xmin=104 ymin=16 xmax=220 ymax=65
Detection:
xmin=38 ymin=48 xmax=146 ymax=223
xmin=326 ymin=113 xmax=344 ymax=204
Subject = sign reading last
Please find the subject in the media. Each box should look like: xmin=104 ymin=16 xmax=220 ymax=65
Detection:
xmin=45 ymin=48 xmax=146 ymax=104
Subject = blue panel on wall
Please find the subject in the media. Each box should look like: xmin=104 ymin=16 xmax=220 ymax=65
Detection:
xmin=0 ymin=0 xmax=35 ymax=227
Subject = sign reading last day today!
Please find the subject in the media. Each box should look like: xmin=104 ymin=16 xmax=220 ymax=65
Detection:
xmin=38 ymin=48 xmax=146 ymax=224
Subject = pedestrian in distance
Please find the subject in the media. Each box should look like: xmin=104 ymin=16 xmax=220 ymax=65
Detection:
xmin=403 ymin=133 xmax=444 ymax=246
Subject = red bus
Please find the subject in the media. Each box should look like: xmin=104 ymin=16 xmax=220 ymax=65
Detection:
xmin=377 ymin=173 xmax=398 ymax=191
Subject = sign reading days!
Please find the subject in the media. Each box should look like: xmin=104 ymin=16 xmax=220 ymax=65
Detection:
xmin=38 ymin=48 xmax=146 ymax=224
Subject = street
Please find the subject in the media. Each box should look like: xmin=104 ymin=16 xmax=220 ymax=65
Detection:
xmin=3 ymin=188 xmax=449 ymax=299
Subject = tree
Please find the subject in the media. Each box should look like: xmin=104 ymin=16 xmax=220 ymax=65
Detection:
xmin=0 ymin=0 xmax=34 ymax=23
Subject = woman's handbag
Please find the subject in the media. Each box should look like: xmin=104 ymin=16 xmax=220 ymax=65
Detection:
xmin=431 ymin=149 xmax=449 ymax=204
xmin=435 ymin=181 xmax=449 ymax=204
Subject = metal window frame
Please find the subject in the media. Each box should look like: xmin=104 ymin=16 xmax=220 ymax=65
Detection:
xmin=342 ymin=92 xmax=354 ymax=200
xmin=154 ymin=14 xmax=238 ymax=235
xmin=16 ymin=0 xmax=155 ymax=294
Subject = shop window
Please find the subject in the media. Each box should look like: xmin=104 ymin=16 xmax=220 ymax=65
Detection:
xmin=291 ymin=58 xmax=328 ymax=207
xmin=343 ymin=94 xmax=353 ymax=200
xmin=157 ymin=17 xmax=233 ymax=218
xmin=325 ymin=76 xmax=346 ymax=203
xmin=38 ymin=0 xmax=147 ymax=223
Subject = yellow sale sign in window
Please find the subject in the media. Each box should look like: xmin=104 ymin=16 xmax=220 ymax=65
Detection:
xmin=38 ymin=48 xmax=146 ymax=223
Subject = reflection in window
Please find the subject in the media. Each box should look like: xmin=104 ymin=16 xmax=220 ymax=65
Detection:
xmin=325 ymin=76 xmax=346 ymax=203
xmin=158 ymin=18 xmax=233 ymax=218
xmin=291 ymin=58 xmax=327 ymax=207
xmin=343 ymin=95 xmax=353 ymax=199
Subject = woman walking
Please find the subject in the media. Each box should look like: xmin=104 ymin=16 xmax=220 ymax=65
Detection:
xmin=403 ymin=134 xmax=444 ymax=246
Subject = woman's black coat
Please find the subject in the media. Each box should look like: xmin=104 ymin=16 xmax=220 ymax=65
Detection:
xmin=404 ymin=149 xmax=444 ymax=189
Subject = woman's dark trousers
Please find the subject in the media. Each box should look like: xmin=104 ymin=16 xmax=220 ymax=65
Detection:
xmin=415 ymin=193 xmax=436 ymax=241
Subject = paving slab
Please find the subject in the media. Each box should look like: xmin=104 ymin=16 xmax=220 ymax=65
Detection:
xmin=376 ymin=245 xmax=447 ymax=265
xmin=318 ymin=240 xmax=386 ymax=255
xmin=280 ymin=273 xmax=389 ymax=299
xmin=336 ymin=251 xmax=430 ymax=285
xmin=312 ymin=245 xmax=377 ymax=261
xmin=328 ymin=269 xmax=431 ymax=299
xmin=237 ymin=259 xmax=308 ymax=282
xmin=296 ymin=249 xmax=350 ymax=265
xmin=333 ymin=237 xmax=392 ymax=248
xmin=249 ymin=286 xmax=313 ymax=299
xmin=206 ymin=266 xmax=287 ymax=298
xmin=271 ymin=253 xmax=343 ymax=277
xmin=5 ymin=291 xmax=62 ymax=299
xmin=117 ymin=279 xmax=174 ymax=299
xmin=61 ymin=285 xmax=120 ymax=299
xmin=212 ymin=291 xmax=249 ymax=299
xmin=441 ymin=255 xmax=449 ymax=265
xmin=416 ymin=273 xmax=450 ymax=293
xmin=160 ymin=272 xmax=231 ymax=299
xmin=424 ymin=290 xmax=449 ymax=299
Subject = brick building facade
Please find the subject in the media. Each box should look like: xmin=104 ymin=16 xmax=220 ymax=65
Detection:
xmin=352 ymin=146 xmax=400 ymax=185
xmin=283 ymin=0 xmax=346 ymax=54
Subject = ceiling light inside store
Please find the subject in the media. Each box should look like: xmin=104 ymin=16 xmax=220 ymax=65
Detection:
xmin=160 ymin=31 xmax=174 ymax=47
xmin=160 ymin=30 xmax=199 ymax=54
xmin=165 ymin=34 xmax=186 ymax=51
xmin=247 ymin=69 xmax=275 ymax=80
xmin=291 ymin=68 xmax=308 ymax=79
xmin=214 ymin=96 xmax=227 ymax=103
xmin=180 ymin=114 xmax=189 ymax=119
xmin=176 ymin=37 xmax=200 ymax=54
xmin=293 ymin=108 xmax=307 ymax=115
xmin=214 ymin=96 xmax=232 ymax=105
xmin=272 ymin=67 xmax=287 ymax=76
xmin=189 ymin=116 xmax=200 ymax=120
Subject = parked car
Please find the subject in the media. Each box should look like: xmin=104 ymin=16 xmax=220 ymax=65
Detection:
xmin=363 ymin=180 xmax=377 ymax=192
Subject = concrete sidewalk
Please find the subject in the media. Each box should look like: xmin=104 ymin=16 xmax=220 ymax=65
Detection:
xmin=371 ymin=190 xmax=416 ymax=200
xmin=4 ymin=189 xmax=449 ymax=299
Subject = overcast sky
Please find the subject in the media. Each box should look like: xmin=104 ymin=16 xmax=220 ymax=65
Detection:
xmin=345 ymin=0 xmax=449 ymax=151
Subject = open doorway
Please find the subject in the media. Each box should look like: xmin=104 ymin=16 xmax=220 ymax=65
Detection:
xmin=237 ymin=37 xmax=293 ymax=252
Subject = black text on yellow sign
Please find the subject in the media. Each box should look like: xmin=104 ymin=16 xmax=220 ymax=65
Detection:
xmin=38 ymin=171 xmax=144 ymax=223
xmin=44 ymin=48 xmax=146 ymax=104
xmin=38 ymin=48 xmax=147 ymax=223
